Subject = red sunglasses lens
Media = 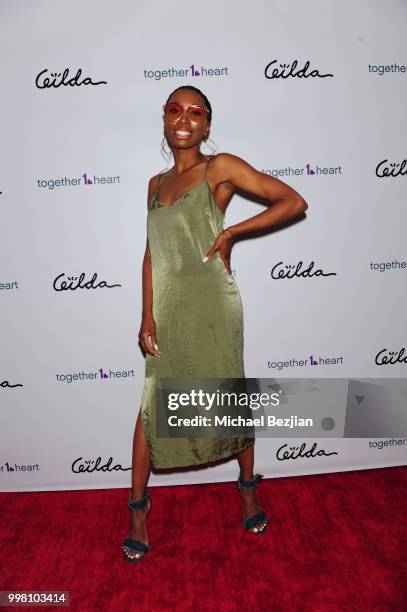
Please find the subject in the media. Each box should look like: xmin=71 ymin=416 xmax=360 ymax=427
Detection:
xmin=164 ymin=103 xmax=206 ymax=120
xmin=189 ymin=107 xmax=206 ymax=119
xmin=164 ymin=103 xmax=182 ymax=118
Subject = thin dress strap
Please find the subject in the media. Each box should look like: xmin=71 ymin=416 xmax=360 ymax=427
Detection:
xmin=203 ymin=154 xmax=215 ymax=181
xmin=155 ymin=172 xmax=164 ymax=200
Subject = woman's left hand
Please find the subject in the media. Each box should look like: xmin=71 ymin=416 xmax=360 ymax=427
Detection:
xmin=202 ymin=229 xmax=234 ymax=276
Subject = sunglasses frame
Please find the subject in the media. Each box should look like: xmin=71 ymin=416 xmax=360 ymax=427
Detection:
xmin=162 ymin=102 xmax=209 ymax=122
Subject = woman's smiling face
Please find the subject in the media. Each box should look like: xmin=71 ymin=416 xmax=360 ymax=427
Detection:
xmin=164 ymin=88 xmax=211 ymax=151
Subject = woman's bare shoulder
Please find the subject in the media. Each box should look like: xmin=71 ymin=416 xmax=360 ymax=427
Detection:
xmin=146 ymin=168 xmax=172 ymax=209
xmin=148 ymin=168 xmax=171 ymax=188
xmin=211 ymin=151 xmax=245 ymax=170
xmin=208 ymin=152 xmax=247 ymax=189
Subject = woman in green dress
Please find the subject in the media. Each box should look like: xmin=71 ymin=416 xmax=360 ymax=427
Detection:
xmin=122 ymin=85 xmax=308 ymax=563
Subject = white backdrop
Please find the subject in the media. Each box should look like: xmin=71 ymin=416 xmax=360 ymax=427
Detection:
xmin=1 ymin=0 xmax=406 ymax=492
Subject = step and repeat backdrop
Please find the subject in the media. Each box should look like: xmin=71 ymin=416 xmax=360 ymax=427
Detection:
xmin=1 ymin=0 xmax=406 ymax=492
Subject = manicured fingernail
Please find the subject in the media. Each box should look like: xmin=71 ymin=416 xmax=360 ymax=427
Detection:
xmin=153 ymin=343 xmax=158 ymax=349
xmin=202 ymin=256 xmax=208 ymax=262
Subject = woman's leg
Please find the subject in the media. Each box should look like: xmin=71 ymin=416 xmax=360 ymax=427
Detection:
xmin=128 ymin=411 xmax=152 ymax=550
xmin=131 ymin=411 xmax=151 ymax=498
xmin=236 ymin=444 xmax=255 ymax=480
xmin=236 ymin=445 xmax=268 ymax=533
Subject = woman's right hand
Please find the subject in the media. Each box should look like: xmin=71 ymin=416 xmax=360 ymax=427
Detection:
xmin=139 ymin=314 xmax=161 ymax=357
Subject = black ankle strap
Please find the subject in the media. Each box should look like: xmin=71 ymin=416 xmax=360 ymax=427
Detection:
xmin=128 ymin=491 xmax=149 ymax=511
xmin=237 ymin=473 xmax=264 ymax=489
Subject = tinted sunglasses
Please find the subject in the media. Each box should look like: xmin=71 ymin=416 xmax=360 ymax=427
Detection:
xmin=163 ymin=102 xmax=209 ymax=122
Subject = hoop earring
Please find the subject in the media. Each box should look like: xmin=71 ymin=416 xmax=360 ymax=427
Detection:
xmin=161 ymin=136 xmax=173 ymax=163
xmin=201 ymin=137 xmax=219 ymax=155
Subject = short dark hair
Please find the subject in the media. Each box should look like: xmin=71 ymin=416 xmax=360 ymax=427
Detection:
xmin=165 ymin=85 xmax=212 ymax=123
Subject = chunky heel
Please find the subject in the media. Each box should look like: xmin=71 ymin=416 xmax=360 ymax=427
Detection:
xmin=236 ymin=473 xmax=268 ymax=535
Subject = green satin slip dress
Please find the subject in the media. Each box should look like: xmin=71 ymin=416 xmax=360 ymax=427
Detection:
xmin=140 ymin=154 xmax=254 ymax=469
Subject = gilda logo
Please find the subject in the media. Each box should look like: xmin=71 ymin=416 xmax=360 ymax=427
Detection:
xmin=71 ymin=456 xmax=131 ymax=473
xmin=276 ymin=442 xmax=338 ymax=460
xmin=0 ymin=379 xmax=23 ymax=389
xmin=53 ymin=272 xmax=122 ymax=291
xmin=35 ymin=68 xmax=107 ymax=89
xmin=271 ymin=261 xmax=337 ymax=279
xmin=375 ymin=347 xmax=407 ymax=366
xmin=264 ymin=59 xmax=334 ymax=80
xmin=375 ymin=158 xmax=407 ymax=178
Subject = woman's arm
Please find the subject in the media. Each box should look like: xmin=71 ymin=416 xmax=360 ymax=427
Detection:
xmin=138 ymin=177 xmax=161 ymax=357
xmin=203 ymin=153 xmax=308 ymax=274
xmin=216 ymin=152 xmax=308 ymax=239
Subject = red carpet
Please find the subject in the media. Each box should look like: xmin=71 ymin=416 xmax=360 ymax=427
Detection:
xmin=1 ymin=466 xmax=406 ymax=611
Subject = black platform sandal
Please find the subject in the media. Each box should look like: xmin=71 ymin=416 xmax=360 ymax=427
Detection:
xmin=236 ymin=473 xmax=268 ymax=535
xmin=121 ymin=491 xmax=151 ymax=563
